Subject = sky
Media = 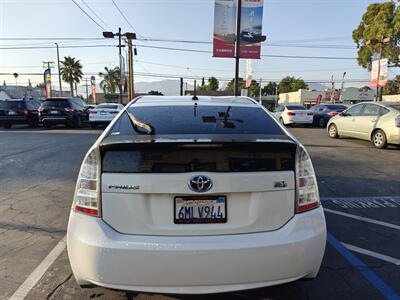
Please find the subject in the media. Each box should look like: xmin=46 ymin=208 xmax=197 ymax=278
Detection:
xmin=0 ymin=0 xmax=398 ymax=93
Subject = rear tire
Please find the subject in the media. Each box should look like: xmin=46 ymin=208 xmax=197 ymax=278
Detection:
xmin=279 ymin=118 xmax=285 ymax=125
xmin=372 ymin=129 xmax=387 ymax=149
xmin=74 ymin=116 xmax=82 ymax=128
xmin=328 ymin=124 xmax=338 ymax=138
xmin=3 ymin=124 xmax=11 ymax=129
xmin=318 ymin=118 xmax=326 ymax=128
xmin=43 ymin=122 xmax=52 ymax=129
xmin=90 ymin=123 xmax=96 ymax=129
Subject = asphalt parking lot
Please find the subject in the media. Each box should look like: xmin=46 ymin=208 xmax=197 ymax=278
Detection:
xmin=0 ymin=126 xmax=399 ymax=300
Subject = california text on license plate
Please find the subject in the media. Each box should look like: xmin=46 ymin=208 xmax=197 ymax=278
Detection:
xmin=174 ymin=196 xmax=227 ymax=224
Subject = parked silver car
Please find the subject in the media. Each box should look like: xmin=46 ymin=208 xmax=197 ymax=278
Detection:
xmin=327 ymin=102 xmax=400 ymax=149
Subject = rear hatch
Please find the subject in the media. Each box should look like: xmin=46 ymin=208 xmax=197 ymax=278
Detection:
xmin=100 ymin=139 xmax=297 ymax=236
xmin=40 ymin=99 xmax=70 ymax=118
xmin=0 ymin=101 xmax=25 ymax=120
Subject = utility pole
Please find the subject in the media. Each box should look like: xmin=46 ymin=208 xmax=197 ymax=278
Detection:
xmin=180 ymin=78 xmax=184 ymax=96
xmin=234 ymin=0 xmax=242 ymax=97
xmin=126 ymin=38 xmax=135 ymax=101
xmin=55 ymin=43 xmax=62 ymax=96
xmin=330 ymin=75 xmax=335 ymax=103
xmin=259 ymin=78 xmax=262 ymax=104
xmin=103 ymin=29 xmax=136 ymax=104
xmin=339 ymin=72 xmax=346 ymax=103
xmin=275 ymin=84 xmax=278 ymax=109
xmin=83 ymin=78 xmax=89 ymax=101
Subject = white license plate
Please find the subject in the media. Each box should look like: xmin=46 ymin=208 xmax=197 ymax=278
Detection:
xmin=100 ymin=111 xmax=106 ymax=115
xmin=50 ymin=110 xmax=59 ymax=114
xmin=8 ymin=111 xmax=16 ymax=115
xmin=174 ymin=196 xmax=227 ymax=224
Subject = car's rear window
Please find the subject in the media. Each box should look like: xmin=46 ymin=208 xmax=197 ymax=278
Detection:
xmin=96 ymin=105 xmax=118 ymax=109
xmin=0 ymin=101 xmax=24 ymax=110
xmin=109 ymin=105 xmax=284 ymax=135
xmin=325 ymin=105 xmax=347 ymax=110
xmin=286 ymin=105 xmax=306 ymax=110
xmin=42 ymin=99 xmax=70 ymax=108
xmin=389 ymin=105 xmax=400 ymax=111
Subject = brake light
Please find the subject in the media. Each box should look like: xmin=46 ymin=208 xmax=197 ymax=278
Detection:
xmin=396 ymin=115 xmax=400 ymax=128
xmin=109 ymin=111 xmax=119 ymax=114
xmin=328 ymin=111 xmax=338 ymax=117
xmin=73 ymin=148 xmax=100 ymax=217
xmin=287 ymin=111 xmax=296 ymax=116
xmin=90 ymin=111 xmax=98 ymax=114
xmin=23 ymin=109 xmax=29 ymax=116
xmin=307 ymin=112 xmax=314 ymax=115
xmin=64 ymin=107 xmax=75 ymax=112
xmin=295 ymin=146 xmax=320 ymax=213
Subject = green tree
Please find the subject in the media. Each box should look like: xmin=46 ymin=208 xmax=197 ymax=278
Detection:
xmin=262 ymin=82 xmax=278 ymax=95
xmin=359 ymin=85 xmax=372 ymax=92
xmin=278 ymin=76 xmax=308 ymax=93
xmin=226 ymin=77 xmax=244 ymax=94
xmin=35 ymin=83 xmax=46 ymax=89
xmin=99 ymin=66 xmax=120 ymax=94
xmin=60 ymin=56 xmax=83 ymax=97
xmin=383 ymin=75 xmax=400 ymax=95
xmin=352 ymin=2 xmax=400 ymax=69
xmin=208 ymin=76 xmax=219 ymax=91
xmin=148 ymin=90 xmax=164 ymax=95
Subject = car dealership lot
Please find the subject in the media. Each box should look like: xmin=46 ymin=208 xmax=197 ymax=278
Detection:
xmin=0 ymin=127 xmax=399 ymax=300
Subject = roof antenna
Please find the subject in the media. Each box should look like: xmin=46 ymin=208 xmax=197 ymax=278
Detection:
xmin=192 ymin=79 xmax=198 ymax=101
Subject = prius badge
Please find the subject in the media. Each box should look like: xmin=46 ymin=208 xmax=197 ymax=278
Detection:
xmin=189 ymin=175 xmax=213 ymax=193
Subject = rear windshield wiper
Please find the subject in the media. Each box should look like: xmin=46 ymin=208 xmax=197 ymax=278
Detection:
xmin=126 ymin=110 xmax=154 ymax=135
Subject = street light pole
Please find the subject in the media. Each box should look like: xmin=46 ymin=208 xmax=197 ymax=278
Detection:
xmin=234 ymin=0 xmax=242 ymax=97
xmin=118 ymin=27 xmax=123 ymax=104
xmin=55 ymin=43 xmax=62 ymax=96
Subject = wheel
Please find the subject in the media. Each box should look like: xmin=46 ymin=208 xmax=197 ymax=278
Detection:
xmin=90 ymin=123 xmax=96 ymax=129
xmin=318 ymin=118 xmax=326 ymax=128
xmin=328 ymin=124 xmax=338 ymax=138
xmin=3 ymin=124 xmax=11 ymax=129
xmin=74 ymin=116 xmax=82 ymax=128
xmin=372 ymin=129 xmax=387 ymax=149
xmin=279 ymin=118 xmax=285 ymax=125
xmin=43 ymin=122 xmax=52 ymax=129
xmin=29 ymin=121 xmax=39 ymax=128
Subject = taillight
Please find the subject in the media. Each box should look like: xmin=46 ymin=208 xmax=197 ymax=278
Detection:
xmin=90 ymin=111 xmax=98 ymax=114
xmin=328 ymin=111 xmax=338 ymax=117
xmin=23 ymin=109 xmax=29 ymax=116
xmin=307 ymin=112 xmax=314 ymax=115
xmin=295 ymin=146 xmax=320 ymax=213
xmin=73 ymin=148 xmax=100 ymax=217
xmin=109 ymin=111 xmax=119 ymax=114
xmin=287 ymin=111 xmax=296 ymax=116
xmin=65 ymin=107 xmax=75 ymax=112
xmin=396 ymin=115 xmax=400 ymax=128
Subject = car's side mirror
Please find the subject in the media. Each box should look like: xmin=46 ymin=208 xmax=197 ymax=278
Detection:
xmin=340 ymin=112 xmax=348 ymax=117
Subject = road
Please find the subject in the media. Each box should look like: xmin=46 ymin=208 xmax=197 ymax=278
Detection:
xmin=0 ymin=126 xmax=399 ymax=300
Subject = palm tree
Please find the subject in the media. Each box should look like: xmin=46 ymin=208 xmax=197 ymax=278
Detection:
xmin=99 ymin=66 xmax=120 ymax=94
xmin=60 ymin=56 xmax=83 ymax=97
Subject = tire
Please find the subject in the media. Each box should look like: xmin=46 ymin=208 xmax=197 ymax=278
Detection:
xmin=90 ymin=123 xmax=96 ymax=129
xmin=43 ymin=122 xmax=52 ymax=129
xmin=318 ymin=118 xmax=326 ymax=128
xmin=3 ymin=124 xmax=11 ymax=129
xmin=371 ymin=129 xmax=387 ymax=149
xmin=328 ymin=124 xmax=338 ymax=138
xmin=279 ymin=118 xmax=285 ymax=125
xmin=29 ymin=121 xmax=39 ymax=128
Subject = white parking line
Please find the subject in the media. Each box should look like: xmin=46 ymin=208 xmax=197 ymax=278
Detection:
xmin=343 ymin=243 xmax=400 ymax=266
xmin=324 ymin=208 xmax=400 ymax=231
xmin=9 ymin=235 xmax=66 ymax=300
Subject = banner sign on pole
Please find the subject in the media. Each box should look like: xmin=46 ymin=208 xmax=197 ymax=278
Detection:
xmin=213 ymin=0 xmax=236 ymax=58
xmin=90 ymin=76 xmax=97 ymax=103
xmin=43 ymin=68 xmax=51 ymax=98
xmin=239 ymin=0 xmax=264 ymax=59
xmin=371 ymin=58 xmax=388 ymax=88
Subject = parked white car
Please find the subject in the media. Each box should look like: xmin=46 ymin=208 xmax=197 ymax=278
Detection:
xmin=274 ymin=104 xmax=314 ymax=126
xmin=89 ymin=103 xmax=124 ymax=128
xmin=67 ymin=96 xmax=326 ymax=294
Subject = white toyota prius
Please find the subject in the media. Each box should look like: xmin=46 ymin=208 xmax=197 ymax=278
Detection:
xmin=67 ymin=96 xmax=326 ymax=294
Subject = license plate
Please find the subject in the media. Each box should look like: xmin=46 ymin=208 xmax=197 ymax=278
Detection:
xmin=50 ymin=110 xmax=59 ymax=114
xmin=8 ymin=111 xmax=16 ymax=115
xmin=174 ymin=196 xmax=227 ymax=224
xmin=100 ymin=111 xmax=106 ymax=115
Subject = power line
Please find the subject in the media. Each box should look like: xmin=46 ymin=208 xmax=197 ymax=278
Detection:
xmin=111 ymin=0 xmax=142 ymax=37
xmin=80 ymin=0 xmax=113 ymax=31
xmin=71 ymin=0 xmax=106 ymax=31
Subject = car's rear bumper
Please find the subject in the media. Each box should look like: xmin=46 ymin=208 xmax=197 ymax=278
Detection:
xmin=67 ymin=206 xmax=326 ymax=294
